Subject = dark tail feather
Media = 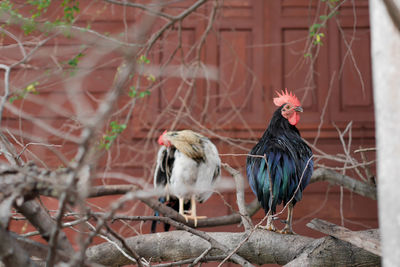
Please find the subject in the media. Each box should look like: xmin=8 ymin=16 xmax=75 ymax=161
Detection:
xmin=151 ymin=210 xmax=159 ymax=233
xmin=151 ymin=210 xmax=171 ymax=232
xmin=151 ymin=197 xmax=179 ymax=233
xmin=151 ymin=197 xmax=166 ymax=233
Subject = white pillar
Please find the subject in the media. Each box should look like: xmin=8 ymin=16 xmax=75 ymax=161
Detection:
xmin=369 ymin=0 xmax=400 ymax=265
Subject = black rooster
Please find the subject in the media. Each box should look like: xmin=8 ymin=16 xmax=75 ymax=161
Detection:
xmin=246 ymin=89 xmax=313 ymax=234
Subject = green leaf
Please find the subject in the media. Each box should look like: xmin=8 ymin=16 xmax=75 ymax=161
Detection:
xmin=9 ymin=81 xmax=40 ymax=103
xmin=99 ymin=121 xmax=127 ymax=150
xmin=9 ymin=95 xmax=19 ymax=104
xmin=0 ymin=1 xmax=12 ymax=11
xmin=313 ymin=33 xmax=325 ymax=45
xmin=309 ymin=23 xmax=322 ymax=33
xmin=27 ymin=0 xmax=51 ymax=18
xmin=61 ymin=0 xmax=80 ymax=23
xmin=68 ymin=52 xmax=84 ymax=67
xmin=128 ymin=86 xmax=137 ymax=98
xmin=22 ymin=20 xmax=36 ymax=35
xmin=319 ymin=15 xmax=328 ymax=21
xmin=105 ymin=143 xmax=111 ymax=150
xmin=139 ymin=90 xmax=151 ymax=98
xmin=146 ymin=74 xmax=156 ymax=82
xmin=138 ymin=54 xmax=150 ymax=64
xmin=25 ymin=81 xmax=39 ymax=93
xmin=327 ymin=11 xmax=339 ymax=19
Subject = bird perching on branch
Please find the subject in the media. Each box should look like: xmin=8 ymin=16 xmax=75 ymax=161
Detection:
xmin=152 ymin=130 xmax=221 ymax=231
xmin=246 ymin=89 xmax=313 ymax=234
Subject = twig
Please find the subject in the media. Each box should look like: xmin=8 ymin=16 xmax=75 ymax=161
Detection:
xmin=150 ymin=256 xmax=226 ymax=267
xmin=103 ymin=0 xmax=174 ymax=20
xmin=17 ymin=143 xmax=62 ymax=159
xmin=0 ymin=64 xmax=11 ymax=126
xmin=222 ymin=163 xmax=253 ymax=231
xmin=146 ymin=0 xmax=208 ymax=53
xmin=354 ymin=147 xmax=376 ymax=153
xmin=104 ymin=222 xmax=144 ymax=267
xmin=187 ymin=245 xmax=213 ymax=267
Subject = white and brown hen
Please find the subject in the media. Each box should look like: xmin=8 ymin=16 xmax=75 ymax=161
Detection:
xmin=153 ymin=130 xmax=221 ymax=230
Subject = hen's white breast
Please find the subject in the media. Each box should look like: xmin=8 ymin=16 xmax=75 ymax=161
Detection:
xmin=169 ymin=138 xmax=221 ymax=201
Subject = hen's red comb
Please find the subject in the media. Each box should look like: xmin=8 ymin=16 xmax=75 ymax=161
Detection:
xmin=158 ymin=130 xmax=167 ymax=145
xmin=273 ymin=89 xmax=301 ymax=107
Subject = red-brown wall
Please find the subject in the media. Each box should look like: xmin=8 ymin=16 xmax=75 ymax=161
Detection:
xmin=2 ymin=1 xmax=376 ymax=266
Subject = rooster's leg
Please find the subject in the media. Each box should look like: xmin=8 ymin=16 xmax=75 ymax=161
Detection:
xmin=265 ymin=214 xmax=276 ymax=231
xmin=183 ymin=195 xmax=207 ymax=227
xmin=279 ymin=203 xmax=294 ymax=234
xmin=165 ymin=183 xmax=170 ymax=202
xmin=191 ymin=195 xmax=198 ymax=227
xmin=178 ymin=197 xmax=188 ymax=222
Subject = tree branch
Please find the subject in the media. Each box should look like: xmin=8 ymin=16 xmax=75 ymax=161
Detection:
xmin=0 ymin=227 xmax=38 ymax=267
xmin=222 ymin=163 xmax=253 ymax=231
xmin=86 ymin=229 xmax=380 ymax=266
xmin=89 ymin=185 xmax=139 ymax=197
xmin=307 ymin=218 xmax=381 ymax=256
xmin=16 ymin=200 xmax=74 ymax=255
xmin=103 ymin=0 xmax=174 ymax=20
xmin=310 ymin=168 xmax=377 ymax=200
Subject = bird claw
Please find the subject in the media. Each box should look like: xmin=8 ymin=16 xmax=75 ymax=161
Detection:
xmin=278 ymin=227 xmax=295 ymax=235
xmin=182 ymin=214 xmax=189 ymax=223
xmin=183 ymin=215 xmax=207 ymax=227
xmin=257 ymin=224 xmax=276 ymax=232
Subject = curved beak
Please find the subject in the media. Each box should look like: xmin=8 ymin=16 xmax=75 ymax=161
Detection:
xmin=294 ymin=106 xmax=303 ymax=112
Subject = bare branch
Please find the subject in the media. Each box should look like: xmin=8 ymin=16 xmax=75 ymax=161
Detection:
xmin=310 ymin=168 xmax=377 ymax=200
xmin=307 ymin=218 xmax=381 ymax=256
xmin=16 ymin=200 xmax=74 ymax=254
xmin=221 ymin=163 xmax=253 ymax=231
xmin=0 ymin=227 xmax=38 ymax=267
xmin=86 ymin=229 xmax=379 ymax=266
xmin=103 ymin=0 xmax=174 ymax=20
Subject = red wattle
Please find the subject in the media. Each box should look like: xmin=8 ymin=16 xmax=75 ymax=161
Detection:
xmin=289 ymin=113 xmax=300 ymax=125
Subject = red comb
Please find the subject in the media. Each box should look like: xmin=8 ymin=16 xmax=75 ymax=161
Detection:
xmin=273 ymin=89 xmax=301 ymax=107
xmin=158 ymin=130 xmax=167 ymax=145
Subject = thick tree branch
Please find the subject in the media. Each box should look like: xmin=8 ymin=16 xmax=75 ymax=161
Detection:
xmin=307 ymin=218 xmax=381 ymax=256
xmin=0 ymin=227 xmax=38 ymax=267
xmin=86 ymin=229 xmax=380 ymax=266
xmin=12 ymin=232 xmax=73 ymax=265
xmin=94 ymin=214 xmax=254 ymax=266
xmin=283 ymin=233 xmax=379 ymax=267
xmin=16 ymin=200 xmax=74 ymax=255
